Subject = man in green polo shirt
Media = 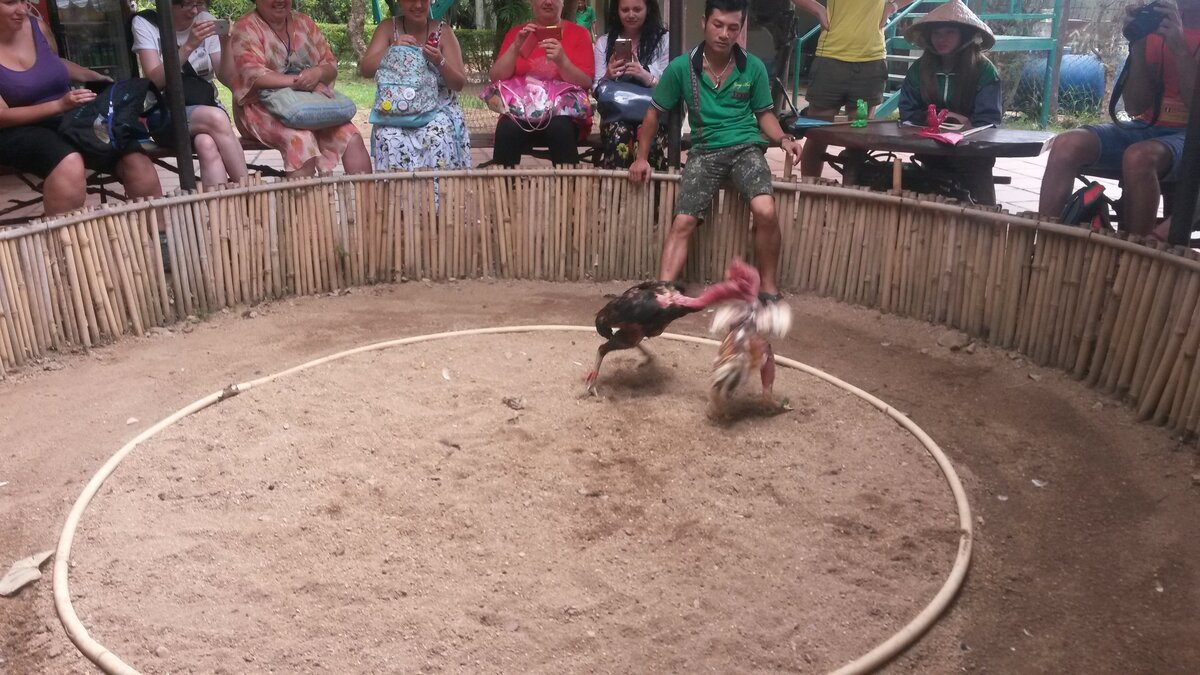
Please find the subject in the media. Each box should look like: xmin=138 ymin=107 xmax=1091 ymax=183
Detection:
xmin=629 ymin=0 xmax=801 ymax=301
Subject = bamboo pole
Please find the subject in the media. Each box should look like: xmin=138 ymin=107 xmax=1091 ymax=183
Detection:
xmin=13 ymin=239 xmax=48 ymax=353
xmin=1111 ymin=247 xmax=1160 ymax=394
xmin=103 ymin=217 xmax=144 ymax=337
xmin=40 ymin=233 xmax=73 ymax=348
xmin=86 ymin=218 xmax=124 ymax=334
xmin=0 ymin=244 xmax=31 ymax=362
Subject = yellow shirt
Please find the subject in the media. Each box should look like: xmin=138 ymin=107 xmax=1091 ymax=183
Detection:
xmin=815 ymin=0 xmax=887 ymax=63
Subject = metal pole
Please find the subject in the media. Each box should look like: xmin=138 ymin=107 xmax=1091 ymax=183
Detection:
xmin=155 ymin=0 xmax=197 ymax=191
xmin=1042 ymin=0 xmax=1069 ymax=127
xmin=1167 ymin=66 xmax=1200 ymax=246
xmin=668 ymin=0 xmax=683 ymax=168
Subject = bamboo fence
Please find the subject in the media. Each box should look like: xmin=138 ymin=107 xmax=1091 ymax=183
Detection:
xmin=1 ymin=168 xmax=1198 ymax=437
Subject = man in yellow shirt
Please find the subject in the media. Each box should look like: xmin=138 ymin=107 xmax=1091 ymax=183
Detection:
xmin=792 ymin=0 xmax=916 ymax=176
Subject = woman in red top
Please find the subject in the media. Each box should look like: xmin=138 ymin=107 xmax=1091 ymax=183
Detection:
xmin=488 ymin=0 xmax=594 ymax=166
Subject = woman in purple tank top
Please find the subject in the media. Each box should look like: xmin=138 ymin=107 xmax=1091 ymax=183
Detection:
xmin=0 ymin=0 xmax=162 ymax=217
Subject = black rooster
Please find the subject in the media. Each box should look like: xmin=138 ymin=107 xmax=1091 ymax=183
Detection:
xmin=585 ymin=261 xmax=760 ymax=394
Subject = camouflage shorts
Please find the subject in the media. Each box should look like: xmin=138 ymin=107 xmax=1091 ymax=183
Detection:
xmin=675 ymin=143 xmax=774 ymax=221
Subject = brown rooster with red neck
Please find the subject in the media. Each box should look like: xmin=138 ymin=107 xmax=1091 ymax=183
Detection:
xmin=586 ymin=259 xmax=788 ymax=405
xmin=707 ymin=262 xmax=792 ymax=419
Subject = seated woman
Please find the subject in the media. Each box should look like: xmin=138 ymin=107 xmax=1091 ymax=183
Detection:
xmin=229 ymin=0 xmax=371 ymax=177
xmin=359 ymin=0 xmax=471 ymax=172
xmin=488 ymin=0 xmax=595 ymax=166
xmin=132 ymin=1 xmax=248 ymax=188
xmin=898 ymin=0 xmax=1002 ymax=205
xmin=0 ymin=2 xmax=161 ymax=216
xmin=592 ymin=0 xmax=669 ymax=169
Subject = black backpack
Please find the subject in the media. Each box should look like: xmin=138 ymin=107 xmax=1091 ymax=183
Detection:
xmin=58 ymin=78 xmax=168 ymax=165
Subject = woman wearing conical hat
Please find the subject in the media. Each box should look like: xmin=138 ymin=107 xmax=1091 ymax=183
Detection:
xmin=897 ymin=0 xmax=1003 ymax=204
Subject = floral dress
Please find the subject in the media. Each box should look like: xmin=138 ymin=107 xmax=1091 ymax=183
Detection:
xmin=370 ymin=45 xmax=471 ymax=172
xmin=229 ymin=11 xmax=360 ymax=173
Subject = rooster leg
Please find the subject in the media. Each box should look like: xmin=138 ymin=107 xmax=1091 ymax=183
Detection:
xmin=585 ymin=345 xmax=612 ymax=396
xmin=760 ymin=343 xmax=780 ymax=408
xmin=586 ymin=331 xmax=641 ymax=395
xmin=636 ymin=344 xmax=654 ymax=368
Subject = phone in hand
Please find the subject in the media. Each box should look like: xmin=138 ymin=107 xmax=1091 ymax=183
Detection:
xmin=613 ymin=37 xmax=633 ymax=62
xmin=426 ymin=25 xmax=442 ymax=48
xmin=534 ymin=25 xmax=562 ymax=42
xmin=213 ymin=19 xmax=230 ymax=36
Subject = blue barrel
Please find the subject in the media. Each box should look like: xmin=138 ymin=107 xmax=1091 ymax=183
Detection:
xmin=1014 ymin=52 xmax=1106 ymax=116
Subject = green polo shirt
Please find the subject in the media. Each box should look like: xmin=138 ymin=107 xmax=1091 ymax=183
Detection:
xmin=651 ymin=44 xmax=774 ymax=151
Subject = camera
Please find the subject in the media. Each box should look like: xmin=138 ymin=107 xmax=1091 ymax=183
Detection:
xmin=1123 ymin=1 xmax=1164 ymax=42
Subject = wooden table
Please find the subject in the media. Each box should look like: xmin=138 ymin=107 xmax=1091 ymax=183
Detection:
xmin=793 ymin=122 xmax=1056 ymax=202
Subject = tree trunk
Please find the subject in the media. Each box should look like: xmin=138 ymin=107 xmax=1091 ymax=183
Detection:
xmin=349 ymin=0 xmax=368 ymax=61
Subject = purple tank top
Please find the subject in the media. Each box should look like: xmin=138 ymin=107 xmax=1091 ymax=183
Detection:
xmin=0 ymin=20 xmax=70 ymax=108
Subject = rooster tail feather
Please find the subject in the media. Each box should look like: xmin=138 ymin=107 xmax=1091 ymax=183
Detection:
xmin=710 ymin=302 xmax=752 ymax=335
xmin=755 ymin=301 xmax=793 ymax=339
xmin=712 ymin=351 xmax=750 ymax=396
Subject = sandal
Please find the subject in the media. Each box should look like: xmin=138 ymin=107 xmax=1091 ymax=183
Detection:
xmin=758 ymin=291 xmax=783 ymax=304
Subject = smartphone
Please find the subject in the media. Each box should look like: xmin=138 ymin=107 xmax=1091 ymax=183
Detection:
xmin=613 ymin=37 xmax=633 ymax=62
xmin=426 ymin=25 xmax=442 ymax=48
xmin=534 ymin=25 xmax=562 ymax=42
xmin=213 ymin=19 xmax=230 ymax=36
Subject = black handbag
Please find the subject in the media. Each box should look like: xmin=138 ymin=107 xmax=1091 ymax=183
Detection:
xmin=594 ymin=79 xmax=654 ymax=125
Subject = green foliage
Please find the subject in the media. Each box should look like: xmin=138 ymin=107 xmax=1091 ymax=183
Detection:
xmin=457 ymin=29 xmax=498 ymax=78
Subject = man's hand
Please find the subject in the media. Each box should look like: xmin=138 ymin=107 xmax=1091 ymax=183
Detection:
xmin=781 ymin=137 xmax=802 ymax=163
xmin=1154 ymin=1 xmax=1187 ymax=53
xmin=57 ymin=88 xmax=96 ymax=113
xmin=629 ymin=158 xmax=652 ymax=184
xmin=816 ymin=6 xmax=830 ymax=31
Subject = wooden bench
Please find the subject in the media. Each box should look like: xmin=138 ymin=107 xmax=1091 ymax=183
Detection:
xmin=0 ymin=137 xmax=283 ymax=226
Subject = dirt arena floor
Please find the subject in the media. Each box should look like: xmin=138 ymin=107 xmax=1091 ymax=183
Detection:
xmin=1 ymin=280 xmax=1198 ymax=673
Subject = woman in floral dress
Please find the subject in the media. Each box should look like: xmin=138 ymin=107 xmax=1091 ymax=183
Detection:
xmin=229 ymin=0 xmax=371 ymax=177
xmin=359 ymin=0 xmax=471 ymax=172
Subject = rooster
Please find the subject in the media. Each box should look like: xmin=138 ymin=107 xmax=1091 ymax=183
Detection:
xmin=586 ymin=261 xmax=761 ymax=395
xmin=707 ymin=264 xmax=792 ymax=418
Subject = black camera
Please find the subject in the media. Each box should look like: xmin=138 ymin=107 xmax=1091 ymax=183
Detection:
xmin=1123 ymin=1 xmax=1165 ymax=42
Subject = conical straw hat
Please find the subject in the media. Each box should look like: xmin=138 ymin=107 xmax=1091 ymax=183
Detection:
xmin=904 ymin=0 xmax=996 ymax=51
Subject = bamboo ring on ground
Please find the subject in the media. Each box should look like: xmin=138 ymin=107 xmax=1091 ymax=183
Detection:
xmin=53 ymin=325 xmax=974 ymax=675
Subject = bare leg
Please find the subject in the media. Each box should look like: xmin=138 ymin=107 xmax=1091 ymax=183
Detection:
xmin=289 ymin=157 xmax=319 ymax=178
xmin=193 ymin=134 xmax=228 ymax=188
xmin=188 ymin=106 xmax=247 ymax=184
xmin=342 ymin=135 xmax=373 ymax=175
xmin=42 ymin=153 xmax=87 ymax=216
xmin=115 ymin=153 xmax=163 ymax=200
xmin=1120 ymin=139 xmax=1173 ymax=236
xmin=800 ymin=105 xmax=839 ymax=178
xmin=659 ymin=214 xmax=698 ymax=282
xmin=749 ymin=194 xmax=781 ymax=295
xmin=1038 ymin=129 xmax=1101 ymax=219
